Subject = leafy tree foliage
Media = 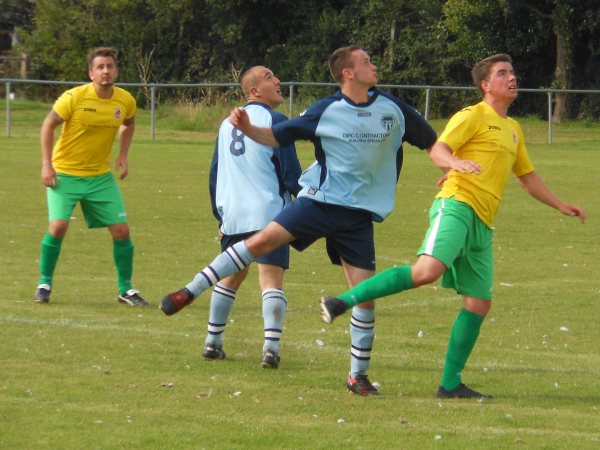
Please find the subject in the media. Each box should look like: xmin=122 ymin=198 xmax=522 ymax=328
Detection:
xmin=440 ymin=0 xmax=600 ymax=119
xmin=10 ymin=0 xmax=600 ymax=118
xmin=0 ymin=0 xmax=35 ymax=30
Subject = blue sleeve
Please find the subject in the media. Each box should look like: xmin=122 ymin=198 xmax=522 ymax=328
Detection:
xmin=396 ymin=146 xmax=404 ymax=181
xmin=396 ymin=99 xmax=435 ymax=180
xmin=397 ymin=99 xmax=437 ymax=149
xmin=377 ymin=91 xmax=436 ymax=181
xmin=275 ymin=143 xmax=302 ymax=196
xmin=272 ymin=96 xmax=336 ymax=146
xmin=270 ymin=110 xmax=302 ymax=196
xmin=379 ymin=91 xmax=437 ymax=150
xmin=208 ymin=139 xmax=221 ymax=225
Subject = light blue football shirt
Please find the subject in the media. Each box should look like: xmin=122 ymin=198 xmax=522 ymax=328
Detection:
xmin=272 ymin=89 xmax=436 ymax=222
xmin=209 ymin=102 xmax=301 ymax=235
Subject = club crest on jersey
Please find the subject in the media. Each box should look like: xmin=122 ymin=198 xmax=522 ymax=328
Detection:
xmin=380 ymin=115 xmax=395 ymax=131
xmin=114 ymin=107 xmax=122 ymax=119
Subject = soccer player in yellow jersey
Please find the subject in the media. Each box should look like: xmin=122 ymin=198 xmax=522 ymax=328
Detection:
xmin=35 ymin=47 xmax=148 ymax=306
xmin=320 ymin=53 xmax=586 ymax=398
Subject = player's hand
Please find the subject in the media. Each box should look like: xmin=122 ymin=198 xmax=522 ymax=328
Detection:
xmin=436 ymin=173 xmax=448 ymax=187
xmin=115 ymin=156 xmax=129 ymax=180
xmin=450 ymin=158 xmax=481 ymax=174
xmin=560 ymin=203 xmax=586 ymax=223
xmin=228 ymin=107 xmax=250 ymax=131
xmin=41 ymin=164 xmax=58 ymax=188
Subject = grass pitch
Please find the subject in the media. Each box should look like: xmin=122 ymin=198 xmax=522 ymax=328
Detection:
xmin=0 ymin=102 xmax=599 ymax=449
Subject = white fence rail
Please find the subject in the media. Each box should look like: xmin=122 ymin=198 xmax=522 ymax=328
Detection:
xmin=3 ymin=78 xmax=600 ymax=143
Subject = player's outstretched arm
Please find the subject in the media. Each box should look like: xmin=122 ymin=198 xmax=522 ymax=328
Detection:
xmin=517 ymin=171 xmax=586 ymax=223
xmin=228 ymin=107 xmax=280 ymax=148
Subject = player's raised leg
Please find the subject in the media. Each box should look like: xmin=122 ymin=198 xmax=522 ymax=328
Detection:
xmin=160 ymin=240 xmax=255 ymax=315
xmin=320 ymin=265 xmax=415 ymax=323
xmin=161 ymin=222 xmax=293 ymax=316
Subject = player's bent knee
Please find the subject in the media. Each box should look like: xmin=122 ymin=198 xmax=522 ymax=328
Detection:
xmin=246 ymin=234 xmax=270 ymax=256
xmin=411 ymin=267 xmax=442 ymax=287
xmin=464 ymin=297 xmax=492 ymax=316
xmin=247 ymin=228 xmax=288 ymax=256
xmin=48 ymin=220 xmax=69 ymax=238
xmin=411 ymin=256 xmax=445 ymax=287
xmin=108 ymin=223 xmax=130 ymax=240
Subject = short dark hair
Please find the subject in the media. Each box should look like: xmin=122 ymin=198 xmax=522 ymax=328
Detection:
xmin=240 ymin=66 xmax=264 ymax=97
xmin=471 ymin=53 xmax=512 ymax=96
xmin=87 ymin=47 xmax=118 ymax=69
xmin=328 ymin=45 xmax=363 ymax=84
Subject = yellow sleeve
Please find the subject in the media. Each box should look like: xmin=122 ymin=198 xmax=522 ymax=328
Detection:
xmin=125 ymin=92 xmax=136 ymax=120
xmin=52 ymin=89 xmax=76 ymax=121
xmin=439 ymin=107 xmax=479 ymax=153
xmin=511 ymin=120 xmax=535 ymax=176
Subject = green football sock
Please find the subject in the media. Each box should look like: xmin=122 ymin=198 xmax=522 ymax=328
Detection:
xmin=338 ymin=266 xmax=414 ymax=307
xmin=113 ymin=238 xmax=134 ymax=294
xmin=440 ymin=308 xmax=485 ymax=390
xmin=38 ymin=232 xmax=63 ymax=285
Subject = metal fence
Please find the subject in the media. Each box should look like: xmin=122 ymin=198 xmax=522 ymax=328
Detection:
xmin=3 ymin=78 xmax=600 ymax=143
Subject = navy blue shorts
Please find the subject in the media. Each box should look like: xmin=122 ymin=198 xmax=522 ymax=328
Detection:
xmin=221 ymin=231 xmax=290 ymax=269
xmin=273 ymin=197 xmax=375 ymax=270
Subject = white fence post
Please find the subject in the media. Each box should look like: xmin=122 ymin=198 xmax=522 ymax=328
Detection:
xmin=6 ymin=81 xmax=11 ymax=137
xmin=289 ymin=84 xmax=294 ymax=117
xmin=151 ymin=85 xmax=156 ymax=142
xmin=425 ymin=87 xmax=431 ymax=120
xmin=547 ymin=91 xmax=553 ymax=145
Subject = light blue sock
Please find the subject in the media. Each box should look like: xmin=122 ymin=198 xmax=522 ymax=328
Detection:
xmin=205 ymin=284 xmax=236 ymax=349
xmin=349 ymin=306 xmax=375 ymax=377
xmin=262 ymin=288 xmax=287 ymax=354
xmin=186 ymin=241 xmax=254 ymax=297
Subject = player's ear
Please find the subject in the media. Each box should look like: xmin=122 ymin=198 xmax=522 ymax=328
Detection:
xmin=342 ymin=67 xmax=353 ymax=81
xmin=480 ymin=79 xmax=490 ymax=93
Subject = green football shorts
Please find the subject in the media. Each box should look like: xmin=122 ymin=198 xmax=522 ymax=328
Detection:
xmin=47 ymin=172 xmax=128 ymax=228
xmin=417 ymin=197 xmax=494 ymax=300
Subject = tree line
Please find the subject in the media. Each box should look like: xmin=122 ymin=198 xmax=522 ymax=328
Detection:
xmin=2 ymin=0 xmax=599 ymax=120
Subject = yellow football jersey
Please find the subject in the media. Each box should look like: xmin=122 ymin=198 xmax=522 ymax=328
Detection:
xmin=51 ymin=83 xmax=136 ymax=177
xmin=436 ymin=101 xmax=534 ymax=227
